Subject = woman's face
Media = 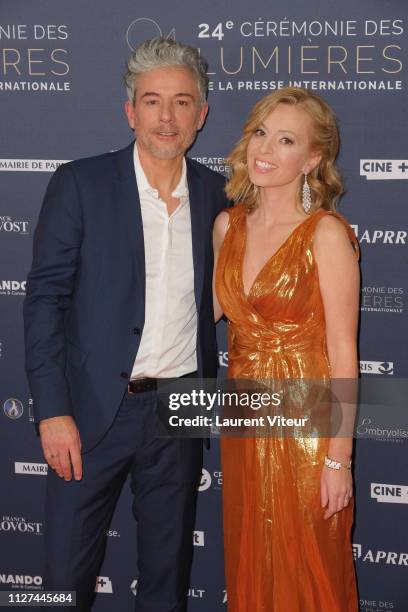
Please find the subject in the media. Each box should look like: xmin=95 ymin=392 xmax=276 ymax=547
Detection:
xmin=246 ymin=103 xmax=320 ymax=193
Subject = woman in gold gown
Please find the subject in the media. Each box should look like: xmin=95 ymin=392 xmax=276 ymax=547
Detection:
xmin=214 ymin=88 xmax=360 ymax=611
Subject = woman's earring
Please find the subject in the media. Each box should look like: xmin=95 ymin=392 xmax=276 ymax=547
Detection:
xmin=302 ymin=173 xmax=312 ymax=213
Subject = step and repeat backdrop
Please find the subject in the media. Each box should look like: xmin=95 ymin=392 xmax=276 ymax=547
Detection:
xmin=1 ymin=1 xmax=407 ymax=610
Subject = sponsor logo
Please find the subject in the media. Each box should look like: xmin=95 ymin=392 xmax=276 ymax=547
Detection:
xmin=0 ymin=217 xmax=29 ymax=235
xmin=198 ymin=469 xmax=222 ymax=491
xmin=3 ymin=398 xmax=24 ymax=419
xmin=0 ymin=159 xmax=69 ymax=172
xmin=15 ymin=462 xmax=48 ymax=476
xmin=28 ymin=398 xmax=35 ymax=423
xmin=0 ymin=281 xmax=26 ymax=296
xmin=126 ymin=18 xmax=175 ymax=51
xmin=356 ymin=417 xmax=408 ymax=444
xmin=95 ymin=577 xmax=113 ymax=594
xmin=0 ymin=23 xmax=71 ymax=93
xmin=188 ymin=588 xmax=205 ymax=599
xmin=130 ymin=579 xmax=138 ymax=596
xmin=193 ymin=530 xmax=205 ymax=547
xmin=353 ymin=543 xmax=362 ymax=560
xmin=199 ymin=18 xmax=403 ymax=94
xmin=124 ymin=20 xmax=404 ymax=94
xmin=106 ymin=529 xmax=120 ymax=538
xmin=192 ymin=156 xmax=229 ymax=174
xmin=371 ymin=483 xmax=408 ymax=504
xmin=359 ymin=599 xmax=396 ymax=612
xmin=353 ymin=543 xmax=408 ymax=566
xmin=213 ymin=471 xmax=222 ymax=487
xmin=359 ymin=361 xmax=393 ymax=375
xmin=223 ymin=590 xmax=227 ymax=604
xmin=0 ymin=574 xmax=42 ymax=590
xmin=218 ymin=351 xmax=228 ymax=368
xmin=0 ymin=515 xmax=43 ymax=535
xmin=361 ymin=286 xmax=404 ymax=314
xmin=360 ymin=159 xmax=408 ymax=180
xmin=351 ymin=225 xmax=406 ymax=245
xmin=198 ymin=468 xmax=212 ymax=492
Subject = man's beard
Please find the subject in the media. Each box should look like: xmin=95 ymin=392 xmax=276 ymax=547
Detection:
xmin=137 ymin=127 xmax=197 ymax=160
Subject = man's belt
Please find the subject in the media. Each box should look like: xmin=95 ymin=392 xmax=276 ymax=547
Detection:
xmin=127 ymin=371 xmax=197 ymax=395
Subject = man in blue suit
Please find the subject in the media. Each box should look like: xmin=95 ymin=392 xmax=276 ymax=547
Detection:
xmin=24 ymin=38 xmax=228 ymax=611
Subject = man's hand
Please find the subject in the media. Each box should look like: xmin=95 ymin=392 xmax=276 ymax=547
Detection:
xmin=39 ymin=416 xmax=82 ymax=481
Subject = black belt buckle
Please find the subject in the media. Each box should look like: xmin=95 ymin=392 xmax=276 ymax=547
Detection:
xmin=128 ymin=378 xmax=158 ymax=394
xmin=127 ymin=371 xmax=197 ymax=395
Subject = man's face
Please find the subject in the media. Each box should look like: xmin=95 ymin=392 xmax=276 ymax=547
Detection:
xmin=125 ymin=66 xmax=208 ymax=161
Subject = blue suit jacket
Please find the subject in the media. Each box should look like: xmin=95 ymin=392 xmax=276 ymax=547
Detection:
xmin=24 ymin=142 xmax=228 ymax=451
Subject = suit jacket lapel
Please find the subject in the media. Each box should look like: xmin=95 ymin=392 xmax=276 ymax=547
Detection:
xmin=115 ymin=142 xmax=146 ymax=324
xmin=113 ymin=147 xmax=204 ymax=321
xmin=187 ymin=159 xmax=205 ymax=311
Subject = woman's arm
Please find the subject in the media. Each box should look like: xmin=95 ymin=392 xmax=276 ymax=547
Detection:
xmin=212 ymin=210 xmax=230 ymax=323
xmin=314 ymin=214 xmax=360 ymax=519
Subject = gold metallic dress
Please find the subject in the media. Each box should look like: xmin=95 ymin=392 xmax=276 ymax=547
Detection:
xmin=215 ymin=204 xmax=359 ymax=612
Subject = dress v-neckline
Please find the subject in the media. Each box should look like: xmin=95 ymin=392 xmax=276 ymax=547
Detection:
xmin=240 ymin=212 xmax=317 ymax=299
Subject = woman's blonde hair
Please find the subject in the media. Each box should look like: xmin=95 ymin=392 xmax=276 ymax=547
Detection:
xmin=225 ymin=87 xmax=344 ymax=213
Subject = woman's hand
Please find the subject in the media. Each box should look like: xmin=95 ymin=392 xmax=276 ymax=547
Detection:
xmin=320 ymin=465 xmax=353 ymax=520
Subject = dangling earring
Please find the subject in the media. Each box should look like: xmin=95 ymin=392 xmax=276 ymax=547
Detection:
xmin=302 ymin=173 xmax=312 ymax=213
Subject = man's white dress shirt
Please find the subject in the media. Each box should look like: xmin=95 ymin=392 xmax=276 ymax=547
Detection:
xmin=130 ymin=144 xmax=197 ymax=379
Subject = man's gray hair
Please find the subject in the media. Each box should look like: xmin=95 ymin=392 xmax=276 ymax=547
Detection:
xmin=124 ymin=38 xmax=209 ymax=105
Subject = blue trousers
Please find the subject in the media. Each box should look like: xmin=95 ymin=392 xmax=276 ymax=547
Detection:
xmin=43 ymin=390 xmax=203 ymax=611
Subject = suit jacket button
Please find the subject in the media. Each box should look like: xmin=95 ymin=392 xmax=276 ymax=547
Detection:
xmin=120 ymin=372 xmax=129 ymax=379
xmin=133 ymin=327 xmax=141 ymax=335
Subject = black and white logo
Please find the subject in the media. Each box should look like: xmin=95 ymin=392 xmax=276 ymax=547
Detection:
xmin=351 ymin=225 xmax=406 ymax=245
xmin=0 ymin=573 xmax=42 ymax=590
xmin=0 ymin=515 xmax=43 ymax=535
xmin=193 ymin=530 xmax=205 ymax=547
xmin=188 ymin=588 xmax=205 ymax=599
xmin=371 ymin=483 xmax=408 ymax=504
xmin=360 ymin=159 xmax=408 ymax=180
xmin=0 ymin=24 xmax=71 ymax=94
xmin=198 ymin=468 xmax=212 ymax=492
xmin=361 ymin=286 xmax=404 ymax=314
xmin=95 ymin=577 xmax=113 ymax=594
xmin=359 ymin=361 xmax=394 ymax=375
xmin=356 ymin=416 xmax=408 ymax=443
xmin=0 ymin=159 xmax=68 ymax=172
xmin=15 ymin=462 xmax=48 ymax=476
xmin=353 ymin=543 xmax=408 ymax=566
xmin=193 ymin=156 xmax=229 ymax=175
xmin=126 ymin=18 xmax=175 ymax=51
xmin=0 ymin=281 xmax=26 ymax=296
xmin=0 ymin=216 xmax=29 ymax=235
xmin=3 ymin=398 xmax=24 ymax=419
xmin=130 ymin=579 xmax=138 ymax=596
xmin=218 ymin=351 xmax=229 ymax=368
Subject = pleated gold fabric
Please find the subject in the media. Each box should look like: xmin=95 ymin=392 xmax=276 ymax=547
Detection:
xmin=215 ymin=203 xmax=359 ymax=612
